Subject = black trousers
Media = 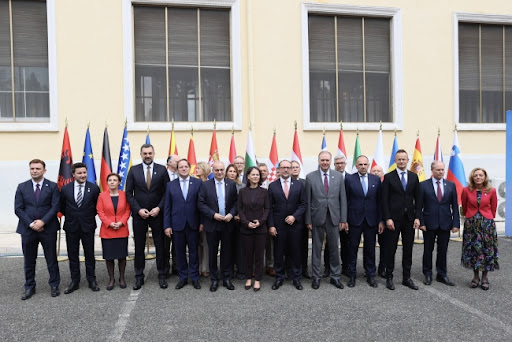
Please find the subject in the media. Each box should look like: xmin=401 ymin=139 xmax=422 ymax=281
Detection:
xmin=301 ymin=226 xmax=309 ymax=273
xmin=233 ymin=224 xmax=245 ymax=276
xmin=206 ymin=229 xmax=233 ymax=281
xmin=422 ymin=229 xmax=450 ymax=277
xmin=347 ymin=220 xmax=378 ymax=278
xmin=243 ymin=233 xmax=266 ymax=281
xmin=274 ymin=228 xmax=302 ymax=281
xmin=21 ymin=231 xmax=60 ymax=290
xmin=377 ymin=229 xmax=388 ymax=273
xmin=133 ymin=215 xmax=166 ymax=280
xmin=385 ymin=213 xmax=415 ymax=280
xmin=163 ymin=234 xmax=177 ymax=275
xmin=324 ymin=229 xmax=349 ymax=272
xmin=65 ymin=230 xmax=96 ymax=283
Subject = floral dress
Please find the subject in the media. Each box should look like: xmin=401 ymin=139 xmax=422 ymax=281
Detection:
xmin=461 ymin=191 xmax=499 ymax=271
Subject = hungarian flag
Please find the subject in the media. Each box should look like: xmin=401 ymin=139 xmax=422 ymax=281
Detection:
xmin=82 ymin=127 xmax=97 ymax=184
xmin=447 ymin=130 xmax=466 ymax=204
xmin=290 ymin=127 xmax=304 ymax=178
xmin=58 ymin=126 xmax=73 ymax=190
xmin=168 ymin=127 xmax=179 ymax=156
xmin=245 ymin=129 xmax=257 ymax=172
xmin=433 ymin=132 xmax=443 ymax=162
xmin=229 ymin=131 xmax=237 ymax=164
xmin=100 ymin=127 xmax=112 ymax=192
xmin=267 ymin=132 xmax=279 ymax=182
xmin=351 ymin=133 xmax=361 ymax=173
xmin=410 ymin=136 xmax=426 ymax=181
xmin=187 ymin=134 xmax=197 ymax=176
xmin=388 ymin=134 xmax=399 ymax=172
xmin=371 ymin=128 xmax=385 ymax=171
xmin=337 ymin=126 xmax=347 ymax=159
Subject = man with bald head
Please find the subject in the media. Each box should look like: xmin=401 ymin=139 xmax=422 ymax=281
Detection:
xmin=198 ymin=161 xmax=238 ymax=291
xmin=419 ymin=161 xmax=460 ymax=286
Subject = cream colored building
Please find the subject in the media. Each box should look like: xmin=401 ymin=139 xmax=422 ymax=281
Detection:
xmin=0 ymin=0 xmax=509 ymax=231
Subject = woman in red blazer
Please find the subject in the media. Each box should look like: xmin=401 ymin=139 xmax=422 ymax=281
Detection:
xmin=461 ymin=167 xmax=498 ymax=291
xmin=97 ymin=173 xmax=131 ymax=290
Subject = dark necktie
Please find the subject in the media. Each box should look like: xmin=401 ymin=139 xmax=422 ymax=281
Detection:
xmin=437 ymin=180 xmax=443 ymax=203
xmin=76 ymin=184 xmax=83 ymax=207
xmin=324 ymin=173 xmax=329 ymax=194
xmin=35 ymin=183 xmax=41 ymax=202
xmin=401 ymin=171 xmax=406 ymax=191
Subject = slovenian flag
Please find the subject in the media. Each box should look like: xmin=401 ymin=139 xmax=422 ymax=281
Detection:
xmin=446 ymin=130 xmax=466 ymax=205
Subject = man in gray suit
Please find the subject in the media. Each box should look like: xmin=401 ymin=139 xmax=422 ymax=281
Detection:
xmin=306 ymin=151 xmax=347 ymax=289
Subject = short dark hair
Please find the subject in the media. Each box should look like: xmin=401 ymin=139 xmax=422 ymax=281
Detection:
xmin=106 ymin=172 xmax=121 ymax=183
xmin=71 ymin=162 xmax=87 ymax=174
xmin=29 ymin=159 xmax=45 ymax=168
xmin=177 ymin=158 xmax=190 ymax=168
xmin=395 ymin=149 xmax=408 ymax=156
xmin=245 ymin=166 xmax=262 ymax=187
xmin=140 ymin=144 xmax=154 ymax=152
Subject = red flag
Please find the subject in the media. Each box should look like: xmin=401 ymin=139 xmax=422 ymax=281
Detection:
xmin=168 ymin=127 xmax=179 ymax=156
xmin=187 ymin=134 xmax=197 ymax=176
xmin=267 ymin=132 xmax=279 ymax=182
xmin=208 ymin=129 xmax=220 ymax=166
xmin=58 ymin=127 xmax=74 ymax=191
xmin=337 ymin=127 xmax=347 ymax=159
xmin=229 ymin=132 xmax=237 ymax=164
xmin=291 ymin=126 xmax=305 ymax=178
xmin=100 ymin=127 xmax=112 ymax=192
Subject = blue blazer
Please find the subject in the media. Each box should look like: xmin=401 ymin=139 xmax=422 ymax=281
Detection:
xmin=15 ymin=179 xmax=60 ymax=235
xmin=267 ymin=178 xmax=307 ymax=230
xmin=419 ymin=179 xmax=460 ymax=230
xmin=164 ymin=177 xmax=202 ymax=231
xmin=197 ymin=178 xmax=238 ymax=233
xmin=60 ymin=181 xmax=100 ymax=233
xmin=345 ymin=173 xmax=382 ymax=227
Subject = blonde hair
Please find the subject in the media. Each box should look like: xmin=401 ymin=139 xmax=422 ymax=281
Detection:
xmin=196 ymin=161 xmax=211 ymax=181
xmin=468 ymin=167 xmax=492 ymax=192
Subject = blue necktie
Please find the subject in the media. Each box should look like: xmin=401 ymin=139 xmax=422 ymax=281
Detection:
xmin=361 ymin=175 xmax=367 ymax=196
xmin=217 ymin=182 xmax=225 ymax=216
xmin=182 ymin=179 xmax=188 ymax=199
xmin=401 ymin=172 xmax=406 ymax=191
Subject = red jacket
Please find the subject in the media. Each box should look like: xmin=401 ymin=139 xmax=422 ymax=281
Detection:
xmin=97 ymin=190 xmax=131 ymax=239
xmin=461 ymin=187 xmax=497 ymax=220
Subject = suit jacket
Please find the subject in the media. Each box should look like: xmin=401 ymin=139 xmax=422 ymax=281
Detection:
xmin=461 ymin=187 xmax=497 ymax=220
xmin=60 ymin=181 xmax=100 ymax=233
xmin=345 ymin=173 xmax=382 ymax=227
xmin=125 ymin=163 xmax=170 ymax=216
xmin=163 ymin=177 xmax=202 ymax=231
xmin=197 ymin=178 xmax=238 ymax=233
xmin=305 ymin=169 xmax=347 ymax=226
xmin=237 ymin=186 xmax=270 ymax=234
xmin=15 ymin=179 xmax=60 ymax=235
xmin=382 ymin=169 xmax=421 ymax=222
xmin=419 ymin=178 xmax=460 ymax=230
xmin=96 ymin=190 xmax=131 ymax=239
xmin=267 ymin=178 xmax=307 ymax=230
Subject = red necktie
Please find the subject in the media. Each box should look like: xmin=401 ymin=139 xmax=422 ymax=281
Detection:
xmin=284 ymin=179 xmax=289 ymax=199
xmin=437 ymin=180 xmax=442 ymax=203
xmin=324 ymin=173 xmax=329 ymax=194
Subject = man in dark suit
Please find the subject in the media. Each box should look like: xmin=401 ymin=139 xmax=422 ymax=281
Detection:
xmin=419 ymin=161 xmax=460 ymax=286
xmin=382 ymin=149 xmax=422 ymax=290
xmin=60 ymin=162 xmax=100 ymax=294
xmin=344 ymin=156 xmax=384 ymax=288
xmin=15 ymin=159 xmax=61 ymax=300
xmin=198 ymin=161 xmax=238 ymax=291
xmin=125 ymin=144 xmax=170 ymax=290
xmin=305 ymin=151 xmax=347 ymax=290
xmin=268 ymin=160 xmax=307 ymax=290
xmin=164 ymin=159 xmax=203 ymax=290
xmin=291 ymin=160 xmax=310 ymax=279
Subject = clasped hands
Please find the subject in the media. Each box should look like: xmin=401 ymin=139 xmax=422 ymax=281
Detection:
xmin=269 ymin=216 xmax=296 ymax=236
xmin=109 ymin=222 xmax=123 ymax=230
xmin=138 ymin=207 xmax=160 ymax=219
xmin=214 ymin=213 xmax=233 ymax=222
xmin=30 ymin=219 xmax=45 ymax=232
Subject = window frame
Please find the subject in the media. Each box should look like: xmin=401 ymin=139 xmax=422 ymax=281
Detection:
xmin=301 ymin=3 xmax=402 ymax=131
xmin=454 ymin=12 xmax=512 ymax=131
xmin=0 ymin=0 xmax=58 ymax=132
xmin=123 ymin=0 xmax=242 ymax=132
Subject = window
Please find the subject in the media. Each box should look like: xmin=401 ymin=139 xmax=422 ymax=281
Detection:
xmin=308 ymin=14 xmax=391 ymax=123
xmin=133 ymin=5 xmax=231 ymax=123
xmin=458 ymin=22 xmax=512 ymax=124
xmin=0 ymin=0 xmax=49 ymax=122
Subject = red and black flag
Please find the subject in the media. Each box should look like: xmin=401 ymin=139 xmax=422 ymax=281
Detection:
xmin=100 ymin=127 xmax=112 ymax=192
xmin=58 ymin=126 xmax=73 ymax=191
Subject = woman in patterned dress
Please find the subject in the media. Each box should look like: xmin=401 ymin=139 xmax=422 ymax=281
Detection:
xmin=461 ymin=167 xmax=498 ymax=290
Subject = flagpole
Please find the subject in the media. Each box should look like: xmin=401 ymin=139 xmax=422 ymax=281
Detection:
xmin=57 ymin=118 xmax=69 ymax=262
xmin=450 ymin=125 xmax=464 ymax=242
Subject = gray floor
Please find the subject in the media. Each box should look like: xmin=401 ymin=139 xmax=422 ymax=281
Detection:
xmin=2 ymin=237 xmax=511 ymax=342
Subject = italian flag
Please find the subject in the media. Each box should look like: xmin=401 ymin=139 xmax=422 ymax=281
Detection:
xmin=351 ymin=133 xmax=361 ymax=173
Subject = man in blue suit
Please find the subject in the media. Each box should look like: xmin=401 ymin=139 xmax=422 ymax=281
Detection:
xmin=268 ymin=160 xmax=307 ymax=290
xmin=15 ymin=159 xmax=61 ymax=300
xmin=198 ymin=161 xmax=238 ymax=292
xmin=344 ymin=156 xmax=384 ymax=288
xmin=60 ymin=162 xmax=100 ymax=294
xmin=164 ymin=159 xmax=203 ymax=290
xmin=419 ymin=161 xmax=460 ymax=286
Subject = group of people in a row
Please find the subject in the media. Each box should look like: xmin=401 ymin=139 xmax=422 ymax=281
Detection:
xmin=15 ymin=144 xmax=499 ymax=300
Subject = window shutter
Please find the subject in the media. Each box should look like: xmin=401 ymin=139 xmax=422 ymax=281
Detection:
xmin=0 ymin=1 xmax=10 ymax=67
xmin=168 ymin=8 xmax=198 ymax=67
xmin=200 ymin=9 xmax=230 ymax=68
xmin=134 ymin=6 xmax=166 ymax=65
xmin=364 ymin=18 xmax=390 ymax=72
xmin=338 ymin=17 xmax=362 ymax=72
xmin=459 ymin=23 xmax=479 ymax=91
xmin=12 ymin=0 xmax=47 ymax=67
xmin=506 ymin=27 xmax=512 ymax=112
xmin=309 ymin=15 xmax=335 ymax=72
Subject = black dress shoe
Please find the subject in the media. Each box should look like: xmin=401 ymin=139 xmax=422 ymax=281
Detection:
xmin=159 ymin=278 xmax=168 ymax=289
xmin=312 ymin=278 xmax=320 ymax=289
xmin=89 ymin=280 xmax=100 ymax=292
xmin=386 ymin=278 xmax=395 ymax=290
xmin=192 ymin=280 xmax=201 ymax=289
xmin=402 ymin=278 xmax=419 ymax=290
xmin=292 ymin=279 xmax=303 ymax=290
xmin=424 ymin=275 xmax=432 ymax=285
xmin=367 ymin=277 xmax=378 ymax=288
xmin=378 ymin=268 xmax=387 ymax=279
xmin=175 ymin=279 xmax=188 ymax=289
xmin=322 ymin=270 xmax=330 ymax=278
xmin=51 ymin=286 xmax=60 ymax=297
xmin=133 ymin=278 xmax=144 ymax=291
xmin=347 ymin=277 xmax=356 ymax=288
xmin=436 ymin=275 xmax=455 ymax=286
xmin=223 ymin=279 xmax=235 ymax=290
xmin=210 ymin=281 xmax=219 ymax=292
xmin=302 ymin=272 xmax=312 ymax=280
xmin=21 ymin=288 xmax=35 ymax=300
xmin=106 ymin=281 xmax=115 ymax=291
xmin=271 ymin=279 xmax=284 ymax=290
xmin=64 ymin=282 xmax=79 ymax=295
xmin=119 ymin=278 xmax=127 ymax=289
xmin=330 ymin=278 xmax=344 ymax=289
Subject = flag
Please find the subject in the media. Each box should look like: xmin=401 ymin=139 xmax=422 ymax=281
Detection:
xmin=145 ymin=133 xmax=150 ymax=145
xmin=387 ymin=134 xmax=399 ymax=172
xmin=229 ymin=132 xmax=237 ymax=164
xmin=267 ymin=132 xmax=279 ymax=182
xmin=208 ymin=128 xmax=220 ymax=179
xmin=410 ymin=136 xmax=426 ymax=181
xmin=168 ymin=127 xmax=179 ymax=156
xmin=371 ymin=128 xmax=385 ymax=171
xmin=337 ymin=126 xmax=347 ymax=158
xmin=82 ymin=127 xmax=97 ymax=184
xmin=117 ymin=124 xmax=132 ymax=191
xmin=447 ymin=129 xmax=467 ymax=205
xmin=58 ymin=126 xmax=73 ymax=191
xmin=188 ymin=134 xmax=197 ymax=176
xmin=291 ymin=126 xmax=305 ymax=178
xmin=245 ymin=128 xmax=257 ymax=171
xmin=351 ymin=133 xmax=361 ymax=173
xmin=434 ymin=132 xmax=443 ymax=162
xmin=321 ymin=134 xmax=327 ymax=151
xmin=100 ymin=127 xmax=113 ymax=192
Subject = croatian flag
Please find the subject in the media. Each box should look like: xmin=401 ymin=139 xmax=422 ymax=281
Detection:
xmin=446 ymin=130 xmax=466 ymax=205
